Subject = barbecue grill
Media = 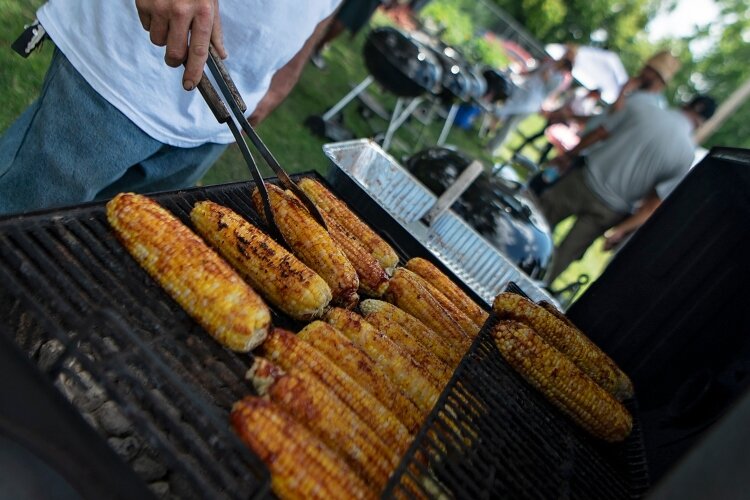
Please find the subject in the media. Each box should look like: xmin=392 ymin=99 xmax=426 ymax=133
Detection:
xmin=308 ymin=26 xmax=498 ymax=151
xmin=1 ymin=171 xmax=646 ymax=498
xmin=1 ymin=147 xmax=748 ymax=497
xmin=403 ymin=146 xmax=554 ymax=280
xmin=363 ymin=27 xmax=443 ymax=98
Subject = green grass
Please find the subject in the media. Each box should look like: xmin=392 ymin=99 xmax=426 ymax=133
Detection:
xmin=0 ymin=5 xmax=609 ymax=303
xmin=0 ymin=0 xmax=51 ymax=131
xmin=549 ymin=218 xmax=614 ymax=302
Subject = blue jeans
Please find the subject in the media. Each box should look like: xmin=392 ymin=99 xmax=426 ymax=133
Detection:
xmin=0 ymin=49 xmax=226 ymax=216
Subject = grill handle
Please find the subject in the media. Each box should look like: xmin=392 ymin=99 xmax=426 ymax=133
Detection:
xmin=421 ymin=160 xmax=483 ymax=226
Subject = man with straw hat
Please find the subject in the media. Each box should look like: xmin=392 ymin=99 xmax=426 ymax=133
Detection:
xmin=535 ymin=50 xmax=716 ymax=283
xmin=546 ymin=50 xmax=682 ymax=175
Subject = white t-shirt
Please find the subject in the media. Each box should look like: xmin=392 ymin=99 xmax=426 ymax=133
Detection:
xmin=583 ymin=95 xmax=695 ymax=214
xmin=37 ymin=0 xmax=340 ymax=147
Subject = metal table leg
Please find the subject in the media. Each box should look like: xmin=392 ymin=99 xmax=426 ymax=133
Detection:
xmin=382 ymin=97 xmax=423 ymax=151
xmin=437 ymin=102 xmax=460 ymax=146
xmin=322 ymin=75 xmax=375 ymax=121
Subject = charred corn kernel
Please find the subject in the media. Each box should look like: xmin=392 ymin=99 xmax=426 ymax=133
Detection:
xmin=539 ymin=301 xmax=578 ymax=329
xmin=248 ymin=358 xmax=397 ymax=488
xmin=406 ymin=270 xmax=480 ymax=338
xmin=324 ymin=308 xmax=440 ymax=416
xmin=298 ymin=321 xmax=423 ymax=434
xmin=362 ymin=310 xmax=453 ymax=388
xmin=252 ymin=184 xmax=359 ymax=309
xmin=493 ymin=293 xmax=634 ymax=400
xmin=491 ymin=320 xmax=633 ymax=442
xmin=360 ymin=300 xmax=460 ymax=367
xmin=231 ymin=397 xmax=375 ymax=499
xmin=298 ymin=178 xmax=399 ymax=275
xmin=538 ymin=299 xmax=635 ymax=401
xmin=325 ymin=215 xmax=389 ymax=297
xmin=106 ymin=193 xmax=270 ymax=352
xmin=257 ymin=328 xmax=412 ymax=455
xmin=405 ymin=257 xmax=489 ymax=329
xmin=190 ymin=201 xmax=331 ymax=321
xmin=385 ymin=268 xmax=471 ymax=353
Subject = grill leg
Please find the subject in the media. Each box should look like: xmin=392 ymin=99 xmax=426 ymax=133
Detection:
xmin=322 ymin=75 xmax=375 ymax=121
xmin=413 ymin=99 xmax=440 ymax=152
xmin=437 ymin=102 xmax=460 ymax=146
xmin=382 ymin=97 xmax=423 ymax=152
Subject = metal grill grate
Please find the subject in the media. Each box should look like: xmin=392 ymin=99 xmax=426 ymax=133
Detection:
xmin=383 ymin=299 xmax=649 ymax=499
xmin=0 ymin=181 xmax=286 ymax=499
xmin=0 ymin=174 xmax=647 ymax=498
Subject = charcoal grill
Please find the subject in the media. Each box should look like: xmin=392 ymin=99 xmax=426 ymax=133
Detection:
xmin=0 ymin=172 xmax=648 ymax=498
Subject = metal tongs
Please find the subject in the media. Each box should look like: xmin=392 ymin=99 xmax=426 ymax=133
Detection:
xmin=194 ymin=46 xmax=327 ymax=237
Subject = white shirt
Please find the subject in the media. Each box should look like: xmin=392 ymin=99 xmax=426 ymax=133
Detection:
xmin=496 ymin=62 xmax=568 ymax=118
xmin=584 ymin=95 xmax=695 ymax=214
xmin=38 ymin=0 xmax=340 ymax=147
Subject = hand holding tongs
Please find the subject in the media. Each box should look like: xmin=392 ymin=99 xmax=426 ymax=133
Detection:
xmin=194 ymin=46 xmax=327 ymax=237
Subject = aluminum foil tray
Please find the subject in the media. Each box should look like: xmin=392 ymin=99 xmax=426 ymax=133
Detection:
xmin=323 ymin=139 xmax=555 ymax=305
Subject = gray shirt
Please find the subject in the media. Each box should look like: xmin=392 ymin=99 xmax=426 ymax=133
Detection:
xmin=583 ymin=93 xmax=695 ymax=213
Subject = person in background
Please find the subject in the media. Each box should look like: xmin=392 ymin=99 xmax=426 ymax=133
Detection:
xmin=533 ymin=50 xmax=682 ymax=195
xmin=311 ymin=0 xmax=394 ymax=69
xmin=537 ymin=94 xmax=716 ymax=284
xmin=516 ymin=86 xmax=603 ymax=167
xmin=485 ymin=49 xmax=575 ymax=157
xmin=0 ymin=0 xmax=340 ymax=216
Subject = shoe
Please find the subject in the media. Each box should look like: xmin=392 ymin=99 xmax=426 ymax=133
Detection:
xmin=310 ymin=52 xmax=326 ymax=70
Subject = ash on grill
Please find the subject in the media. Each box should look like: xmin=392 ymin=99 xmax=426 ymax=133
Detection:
xmin=1 ymin=285 xmax=268 ymax=499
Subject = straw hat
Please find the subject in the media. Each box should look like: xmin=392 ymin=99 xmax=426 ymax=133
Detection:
xmin=645 ymin=51 xmax=681 ymax=84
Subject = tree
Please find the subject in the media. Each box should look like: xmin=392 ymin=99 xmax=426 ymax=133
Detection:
xmin=683 ymin=0 xmax=750 ymax=148
xmin=490 ymin=0 xmax=660 ymax=58
xmin=422 ymin=0 xmax=748 ymax=148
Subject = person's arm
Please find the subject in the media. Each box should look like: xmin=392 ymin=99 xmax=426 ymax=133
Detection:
xmin=602 ymin=190 xmax=661 ymax=251
xmin=135 ymin=0 xmax=227 ymax=91
xmin=547 ymin=125 xmax=609 ymax=172
xmin=248 ymin=13 xmax=335 ymax=126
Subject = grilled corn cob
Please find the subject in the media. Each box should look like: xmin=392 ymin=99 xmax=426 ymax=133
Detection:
xmin=190 ymin=201 xmax=331 ymax=321
xmin=491 ymin=320 xmax=633 ymax=442
xmin=106 ymin=193 xmax=270 ymax=351
xmin=231 ymin=397 xmax=375 ymax=499
xmin=360 ymin=299 xmax=460 ymax=367
xmin=297 ymin=321 xmax=422 ymax=433
xmin=362 ymin=310 xmax=453 ymax=388
xmin=324 ymin=308 xmax=440 ymax=415
xmin=539 ymin=300 xmax=578 ymax=329
xmin=252 ymin=184 xmax=359 ymax=308
xmin=405 ymin=257 xmax=489 ymax=329
xmin=325 ymin=215 xmax=390 ymax=297
xmin=385 ymin=268 xmax=471 ymax=353
xmin=257 ymin=328 xmax=412 ymax=454
xmin=297 ymin=178 xmax=399 ymax=275
xmin=493 ymin=292 xmax=634 ymax=400
xmin=248 ymin=358 xmax=397 ymax=487
xmin=406 ymin=270 xmax=480 ymax=338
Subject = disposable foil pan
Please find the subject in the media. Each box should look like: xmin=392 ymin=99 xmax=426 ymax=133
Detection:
xmin=322 ymin=139 xmax=555 ymax=305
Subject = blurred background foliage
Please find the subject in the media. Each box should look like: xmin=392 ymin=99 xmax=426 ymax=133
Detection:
xmin=419 ymin=0 xmax=749 ymax=149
